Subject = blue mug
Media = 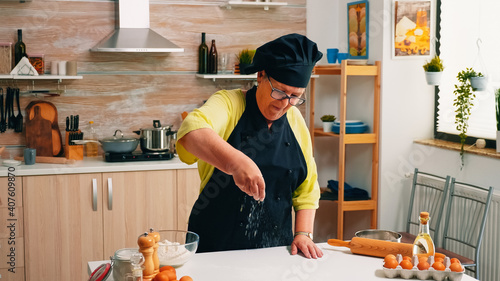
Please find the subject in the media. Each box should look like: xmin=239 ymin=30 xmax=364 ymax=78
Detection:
xmin=24 ymin=148 xmax=36 ymax=165
xmin=337 ymin=53 xmax=350 ymax=63
xmin=327 ymin=48 xmax=339 ymax=64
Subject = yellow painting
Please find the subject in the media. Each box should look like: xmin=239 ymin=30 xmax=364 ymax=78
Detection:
xmin=393 ymin=0 xmax=431 ymax=58
xmin=348 ymin=1 xmax=368 ymax=59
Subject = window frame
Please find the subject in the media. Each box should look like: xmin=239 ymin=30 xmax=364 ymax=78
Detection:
xmin=433 ymin=0 xmax=497 ymax=149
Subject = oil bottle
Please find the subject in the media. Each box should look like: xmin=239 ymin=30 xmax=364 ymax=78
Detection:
xmin=85 ymin=121 xmax=99 ymax=157
xmin=412 ymin=211 xmax=435 ymax=257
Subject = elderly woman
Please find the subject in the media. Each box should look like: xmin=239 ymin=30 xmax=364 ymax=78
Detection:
xmin=176 ymin=34 xmax=323 ymax=259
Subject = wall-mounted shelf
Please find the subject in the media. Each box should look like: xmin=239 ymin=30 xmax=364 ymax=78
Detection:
xmin=196 ymin=73 xmax=318 ymax=82
xmin=222 ymin=1 xmax=287 ymax=11
xmin=0 ymin=74 xmax=82 ymax=81
xmin=196 ymin=73 xmax=257 ymax=82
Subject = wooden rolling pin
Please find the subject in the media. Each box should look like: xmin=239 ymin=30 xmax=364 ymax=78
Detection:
xmin=14 ymin=156 xmax=76 ymax=164
xmin=328 ymin=237 xmax=413 ymax=258
xmin=0 ymin=146 xmax=5 ymax=154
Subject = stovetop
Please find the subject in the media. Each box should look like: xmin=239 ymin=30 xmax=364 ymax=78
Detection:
xmin=104 ymin=151 xmax=175 ymax=162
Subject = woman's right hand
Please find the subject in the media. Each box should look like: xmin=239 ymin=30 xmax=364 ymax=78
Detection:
xmin=178 ymin=128 xmax=266 ymax=201
xmin=230 ymin=157 xmax=266 ymax=201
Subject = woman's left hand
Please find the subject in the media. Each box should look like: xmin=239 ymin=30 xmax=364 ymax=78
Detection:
xmin=291 ymin=235 xmax=323 ymax=259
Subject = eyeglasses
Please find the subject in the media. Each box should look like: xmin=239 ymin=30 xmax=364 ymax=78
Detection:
xmin=267 ymin=77 xmax=306 ymax=106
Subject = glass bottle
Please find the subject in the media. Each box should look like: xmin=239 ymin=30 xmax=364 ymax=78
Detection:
xmin=14 ymin=29 xmax=27 ymax=67
xmin=412 ymin=211 xmax=435 ymax=257
xmin=198 ymin=33 xmax=208 ymax=74
xmin=85 ymin=121 xmax=99 ymax=157
xmin=208 ymin=39 xmax=218 ymax=74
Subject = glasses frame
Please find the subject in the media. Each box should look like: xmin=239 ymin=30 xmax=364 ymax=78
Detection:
xmin=267 ymin=76 xmax=306 ymax=106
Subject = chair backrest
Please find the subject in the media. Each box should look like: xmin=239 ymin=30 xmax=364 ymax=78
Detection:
xmin=406 ymin=168 xmax=451 ymax=246
xmin=442 ymin=178 xmax=493 ymax=278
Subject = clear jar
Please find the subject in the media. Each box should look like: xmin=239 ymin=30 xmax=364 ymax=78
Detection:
xmin=28 ymin=53 xmax=44 ymax=75
xmin=0 ymin=42 xmax=12 ymax=74
xmin=112 ymin=248 xmax=139 ymax=281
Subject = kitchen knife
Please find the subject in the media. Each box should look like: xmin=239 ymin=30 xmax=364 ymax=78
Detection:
xmin=66 ymin=116 xmax=69 ymax=131
xmin=75 ymin=115 xmax=79 ymax=131
xmin=70 ymin=115 xmax=74 ymax=131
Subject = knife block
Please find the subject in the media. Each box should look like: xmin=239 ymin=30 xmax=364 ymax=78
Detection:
xmin=65 ymin=131 xmax=83 ymax=160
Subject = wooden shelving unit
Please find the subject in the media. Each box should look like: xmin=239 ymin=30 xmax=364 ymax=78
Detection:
xmin=309 ymin=60 xmax=381 ymax=240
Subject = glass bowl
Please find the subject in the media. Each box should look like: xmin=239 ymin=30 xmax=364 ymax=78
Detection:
xmin=157 ymin=230 xmax=199 ymax=267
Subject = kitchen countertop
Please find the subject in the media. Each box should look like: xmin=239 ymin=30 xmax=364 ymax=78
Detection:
xmin=88 ymin=242 xmax=478 ymax=281
xmin=0 ymin=155 xmax=196 ymax=177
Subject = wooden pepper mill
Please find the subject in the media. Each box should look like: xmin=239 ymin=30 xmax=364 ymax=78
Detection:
xmin=138 ymin=232 xmax=156 ymax=281
xmin=148 ymin=228 xmax=161 ymax=275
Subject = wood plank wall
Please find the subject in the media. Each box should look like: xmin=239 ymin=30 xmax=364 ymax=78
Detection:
xmin=0 ymin=0 xmax=306 ymax=158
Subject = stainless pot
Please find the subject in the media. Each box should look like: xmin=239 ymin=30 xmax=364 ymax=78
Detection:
xmin=134 ymin=120 xmax=176 ymax=153
xmin=355 ymin=229 xmax=402 ymax=242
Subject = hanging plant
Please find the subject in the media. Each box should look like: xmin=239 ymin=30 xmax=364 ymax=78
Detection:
xmin=423 ymin=55 xmax=444 ymax=85
xmin=453 ymin=68 xmax=478 ymax=168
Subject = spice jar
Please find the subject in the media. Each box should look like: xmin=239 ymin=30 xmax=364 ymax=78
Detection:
xmin=28 ymin=53 xmax=44 ymax=75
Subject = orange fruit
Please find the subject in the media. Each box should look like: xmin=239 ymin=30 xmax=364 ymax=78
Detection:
xmin=417 ymin=260 xmax=430 ymax=270
xmin=159 ymin=266 xmax=177 ymax=280
xmin=154 ymin=271 xmax=171 ymax=281
xmin=179 ymin=276 xmax=194 ymax=281
xmin=450 ymin=258 xmax=460 ymax=264
xmin=160 ymin=266 xmax=176 ymax=273
xmin=384 ymin=254 xmax=396 ymax=264
xmin=402 ymin=256 xmax=412 ymax=262
xmin=434 ymin=257 xmax=444 ymax=264
xmin=432 ymin=262 xmax=446 ymax=271
xmin=449 ymin=262 xmax=464 ymax=272
xmin=384 ymin=258 xmax=399 ymax=269
xmin=400 ymin=260 xmax=413 ymax=270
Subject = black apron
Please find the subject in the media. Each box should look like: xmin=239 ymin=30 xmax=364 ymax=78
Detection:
xmin=188 ymin=87 xmax=308 ymax=253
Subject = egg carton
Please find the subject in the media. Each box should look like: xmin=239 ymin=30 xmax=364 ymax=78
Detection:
xmin=382 ymin=266 xmax=464 ymax=281
xmin=382 ymin=255 xmax=464 ymax=281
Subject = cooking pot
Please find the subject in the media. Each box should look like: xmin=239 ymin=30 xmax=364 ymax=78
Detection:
xmin=134 ymin=120 xmax=176 ymax=153
xmin=73 ymin=129 xmax=139 ymax=154
xmin=354 ymin=229 xmax=402 ymax=242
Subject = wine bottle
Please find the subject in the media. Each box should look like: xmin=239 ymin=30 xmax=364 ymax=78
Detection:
xmin=208 ymin=39 xmax=218 ymax=74
xmin=198 ymin=33 xmax=208 ymax=74
xmin=14 ymin=29 xmax=27 ymax=67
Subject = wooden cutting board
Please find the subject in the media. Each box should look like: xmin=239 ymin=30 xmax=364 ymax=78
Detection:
xmin=25 ymin=101 xmax=63 ymax=157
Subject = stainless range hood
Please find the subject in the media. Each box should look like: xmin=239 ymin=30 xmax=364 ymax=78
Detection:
xmin=90 ymin=0 xmax=184 ymax=53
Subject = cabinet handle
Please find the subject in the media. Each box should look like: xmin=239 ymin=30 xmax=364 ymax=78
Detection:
xmin=92 ymin=178 xmax=98 ymax=211
xmin=107 ymin=178 xmax=113 ymax=210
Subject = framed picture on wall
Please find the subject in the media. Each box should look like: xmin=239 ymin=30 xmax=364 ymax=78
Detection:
xmin=347 ymin=0 xmax=369 ymax=59
xmin=392 ymin=0 xmax=432 ymax=59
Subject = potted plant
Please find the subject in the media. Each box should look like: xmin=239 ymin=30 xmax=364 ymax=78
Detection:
xmin=235 ymin=49 xmax=256 ymax=74
xmin=496 ymin=88 xmax=500 ymax=153
xmin=423 ymin=55 xmax=444 ymax=85
xmin=453 ymin=68 xmax=478 ymax=167
xmin=320 ymin=115 xmax=336 ymax=132
xmin=469 ymin=70 xmax=487 ymax=91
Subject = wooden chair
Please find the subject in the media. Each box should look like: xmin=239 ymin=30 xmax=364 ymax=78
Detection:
xmin=399 ymin=168 xmax=451 ymax=246
xmin=439 ymin=178 xmax=494 ymax=280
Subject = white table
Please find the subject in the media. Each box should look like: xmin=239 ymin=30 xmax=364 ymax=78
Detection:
xmin=88 ymin=243 xmax=477 ymax=281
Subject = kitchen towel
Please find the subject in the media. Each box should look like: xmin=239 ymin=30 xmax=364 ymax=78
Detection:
xmin=321 ymin=179 xmax=370 ymax=201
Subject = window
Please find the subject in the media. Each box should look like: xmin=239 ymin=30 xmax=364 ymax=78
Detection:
xmin=435 ymin=0 xmax=500 ymax=148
